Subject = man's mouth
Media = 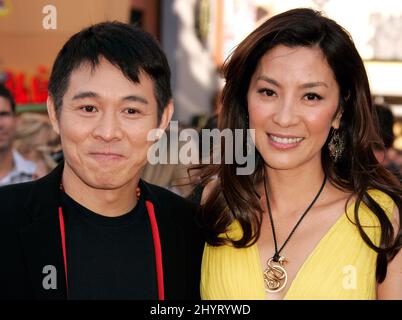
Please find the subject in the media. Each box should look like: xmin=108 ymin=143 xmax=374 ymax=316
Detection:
xmin=89 ymin=152 xmax=125 ymax=161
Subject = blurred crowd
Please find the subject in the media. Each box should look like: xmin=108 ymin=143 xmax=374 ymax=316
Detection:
xmin=0 ymin=84 xmax=60 ymax=186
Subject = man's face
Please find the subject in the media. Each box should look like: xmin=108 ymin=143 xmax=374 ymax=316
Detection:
xmin=0 ymin=96 xmax=16 ymax=154
xmin=48 ymin=58 xmax=172 ymax=190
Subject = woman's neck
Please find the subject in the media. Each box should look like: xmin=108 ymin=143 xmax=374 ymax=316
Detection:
xmin=262 ymin=164 xmax=327 ymax=215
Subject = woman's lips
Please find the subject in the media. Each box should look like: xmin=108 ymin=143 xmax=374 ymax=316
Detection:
xmin=267 ymin=133 xmax=304 ymax=150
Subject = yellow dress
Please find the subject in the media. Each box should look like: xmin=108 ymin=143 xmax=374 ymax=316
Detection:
xmin=201 ymin=189 xmax=395 ymax=300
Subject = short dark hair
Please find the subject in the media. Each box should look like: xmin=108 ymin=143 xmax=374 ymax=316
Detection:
xmin=48 ymin=21 xmax=172 ymax=122
xmin=0 ymin=84 xmax=16 ymax=114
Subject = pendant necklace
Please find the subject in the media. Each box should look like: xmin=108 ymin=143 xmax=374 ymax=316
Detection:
xmin=262 ymin=172 xmax=327 ymax=293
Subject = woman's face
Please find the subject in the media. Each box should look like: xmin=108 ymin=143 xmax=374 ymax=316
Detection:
xmin=247 ymin=45 xmax=341 ymax=172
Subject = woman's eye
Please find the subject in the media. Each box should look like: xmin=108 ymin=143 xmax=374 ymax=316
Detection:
xmin=258 ymin=88 xmax=276 ymax=97
xmin=81 ymin=105 xmax=97 ymax=113
xmin=304 ymin=93 xmax=322 ymax=101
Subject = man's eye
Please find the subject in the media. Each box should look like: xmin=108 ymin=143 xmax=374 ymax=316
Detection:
xmin=125 ymin=108 xmax=139 ymax=115
xmin=81 ymin=105 xmax=97 ymax=113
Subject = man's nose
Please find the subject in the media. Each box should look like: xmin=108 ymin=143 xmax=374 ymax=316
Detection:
xmin=92 ymin=112 xmax=124 ymax=142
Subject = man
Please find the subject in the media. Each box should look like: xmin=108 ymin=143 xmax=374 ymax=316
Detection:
xmin=0 ymin=84 xmax=37 ymax=186
xmin=0 ymin=22 xmax=204 ymax=299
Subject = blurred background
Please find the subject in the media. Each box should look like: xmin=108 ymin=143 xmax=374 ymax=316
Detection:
xmin=1 ymin=0 xmax=402 ymax=193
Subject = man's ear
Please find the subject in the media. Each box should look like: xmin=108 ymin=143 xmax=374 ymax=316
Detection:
xmin=158 ymin=100 xmax=174 ymax=131
xmin=47 ymin=96 xmax=60 ymax=135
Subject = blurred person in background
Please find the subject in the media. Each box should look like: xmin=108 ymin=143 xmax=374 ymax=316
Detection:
xmin=373 ymin=104 xmax=402 ymax=182
xmin=0 ymin=84 xmax=36 ymax=186
xmin=141 ymin=124 xmax=197 ymax=197
xmin=14 ymin=112 xmax=59 ymax=179
xmin=187 ymin=88 xmax=222 ymax=204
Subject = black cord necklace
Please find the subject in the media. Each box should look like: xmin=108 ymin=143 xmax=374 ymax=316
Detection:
xmin=262 ymin=172 xmax=327 ymax=293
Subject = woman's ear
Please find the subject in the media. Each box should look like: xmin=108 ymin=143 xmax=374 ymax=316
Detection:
xmin=332 ymin=96 xmax=344 ymax=130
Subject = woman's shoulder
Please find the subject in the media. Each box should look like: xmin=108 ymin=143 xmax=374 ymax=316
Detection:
xmin=344 ymin=189 xmax=396 ymax=228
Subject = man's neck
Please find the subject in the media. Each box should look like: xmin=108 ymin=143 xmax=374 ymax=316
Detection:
xmin=61 ymin=164 xmax=140 ymax=217
xmin=0 ymin=148 xmax=14 ymax=180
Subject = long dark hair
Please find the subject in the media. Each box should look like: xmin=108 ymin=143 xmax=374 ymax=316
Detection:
xmin=198 ymin=8 xmax=402 ymax=282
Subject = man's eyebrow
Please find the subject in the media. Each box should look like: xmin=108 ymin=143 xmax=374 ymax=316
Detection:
xmin=71 ymin=92 xmax=148 ymax=105
xmin=121 ymin=95 xmax=148 ymax=105
xmin=72 ymin=91 xmax=99 ymax=100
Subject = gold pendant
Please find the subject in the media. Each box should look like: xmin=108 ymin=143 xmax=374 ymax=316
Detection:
xmin=263 ymin=256 xmax=287 ymax=293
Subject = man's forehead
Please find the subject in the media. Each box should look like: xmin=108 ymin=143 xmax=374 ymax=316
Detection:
xmin=71 ymin=57 xmax=142 ymax=78
xmin=67 ymin=59 xmax=147 ymax=88
xmin=62 ymin=62 xmax=156 ymax=107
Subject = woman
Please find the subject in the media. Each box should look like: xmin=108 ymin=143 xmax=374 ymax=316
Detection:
xmin=199 ymin=8 xmax=402 ymax=299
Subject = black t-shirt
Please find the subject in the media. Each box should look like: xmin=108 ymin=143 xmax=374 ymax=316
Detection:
xmin=60 ymin=192 xmax=157 ymax=299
